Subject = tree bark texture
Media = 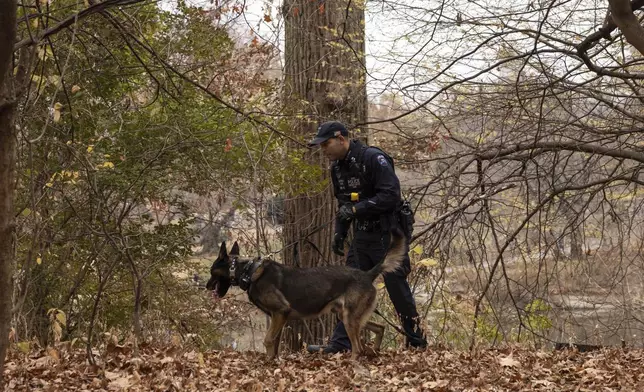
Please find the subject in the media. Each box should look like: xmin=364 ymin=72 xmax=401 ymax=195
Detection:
xmin=0 ymin=0 xmax=18 ymax=384
xmin=609 ymin=0 xmax=644 ymax=57
xmin=281 ymin=0 xmax=368 ymax=351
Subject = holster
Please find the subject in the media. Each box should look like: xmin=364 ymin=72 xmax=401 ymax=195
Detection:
xmin=398 ymin=200 xmax=415 ymax=239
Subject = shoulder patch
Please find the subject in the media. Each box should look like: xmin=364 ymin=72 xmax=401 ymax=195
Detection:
xmin=377 ymin=155 xmax=389 ymax=166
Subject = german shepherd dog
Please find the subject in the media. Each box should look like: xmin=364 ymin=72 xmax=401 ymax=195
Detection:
xmin=206 ymin=229 xmax=406 ymax=360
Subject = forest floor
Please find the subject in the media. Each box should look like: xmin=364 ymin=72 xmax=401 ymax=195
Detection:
xmin=4 ymin=342 xmax=644 ymax=391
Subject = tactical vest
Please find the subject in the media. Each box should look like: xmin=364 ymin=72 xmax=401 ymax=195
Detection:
xmin=333 ymin=141 xmax=395 ymax=200
xmin=333 ymin=141 xmax=414 ymax=236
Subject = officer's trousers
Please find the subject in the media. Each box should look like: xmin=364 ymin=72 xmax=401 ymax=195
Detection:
xmin=328 ymin=230 xmax=427 ymax=349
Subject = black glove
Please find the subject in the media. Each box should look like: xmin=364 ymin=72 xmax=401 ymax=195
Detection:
xmin=337 ymin=204 xmax=355 ymax=221
xmin=332 ymin=233 xmax=346 ymax=256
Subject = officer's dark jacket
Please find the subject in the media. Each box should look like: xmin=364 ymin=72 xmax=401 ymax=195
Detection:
xmin=331 ymin=140 xmax=401 ymax=236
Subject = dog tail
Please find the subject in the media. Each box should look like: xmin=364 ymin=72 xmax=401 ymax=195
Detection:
xmin=367 ymin=228 xmax=406 ymax=281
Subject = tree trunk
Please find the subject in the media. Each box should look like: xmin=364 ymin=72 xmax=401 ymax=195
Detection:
xmin=0 ymin=0 xmax=18 ymax=385
xmin=281 ymin=0 xmax=368 ymax=351
xmin=132 ymin=277 xmax=143 ymax=357
xmin=570 ymin=225 xmax=584 ymax=260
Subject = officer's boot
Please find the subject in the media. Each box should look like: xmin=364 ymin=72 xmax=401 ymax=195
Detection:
xmin=306 ymin=320 xmax=351 ymax=354
xmin=401 ymin=315 xmax=428 ymax=349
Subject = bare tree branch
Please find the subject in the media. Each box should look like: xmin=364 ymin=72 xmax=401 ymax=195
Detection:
xmin=411 ymin=184 xmax=516 ymax=243
xmin=476 ymin=141 xmax=644 ymax=164
xmin=12 ymin=0 xmax=147 ymax=52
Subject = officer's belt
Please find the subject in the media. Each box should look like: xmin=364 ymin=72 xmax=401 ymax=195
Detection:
xmin=355 ymin=218 xmax=381 ymax=232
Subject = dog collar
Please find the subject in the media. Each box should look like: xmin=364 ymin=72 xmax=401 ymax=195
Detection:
xmin=229 ymin=256 xmax=240 ymax=281
xmin=238 ymin=259 xmax=262 ymax=292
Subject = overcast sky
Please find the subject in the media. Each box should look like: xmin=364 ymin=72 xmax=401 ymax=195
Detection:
xmin=161 ymin=0 xmax=614 ymax=107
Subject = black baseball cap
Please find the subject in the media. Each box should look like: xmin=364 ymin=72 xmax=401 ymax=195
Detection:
xmin=307 ymin=121 xmax=348 ymax=147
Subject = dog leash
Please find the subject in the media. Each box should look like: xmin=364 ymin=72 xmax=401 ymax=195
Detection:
xmin=268 ymin=219 xmax=334 ymax=263
xmin=374 ymin=308 xmax=417 ymax=339
xmin=374 ymin=309 xmax=405 ymax=335
xmin=293 ymin=238 xmax=330 ymax=267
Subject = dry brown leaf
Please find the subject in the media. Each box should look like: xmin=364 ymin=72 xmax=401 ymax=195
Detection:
xmin=499 ymin=354 xmax=520 ymax=368
xmin=47 ymin=347 xmax=60 ymax=362
xmin=108 ymin=376 xmax=131 ymax=390
xmin=104 ymin=370 xmax=121 ymax=380
xmin=424 ymin=379 xmax=449 ymax=389
xmin=5 ymin=344 xmax=643 ymax=391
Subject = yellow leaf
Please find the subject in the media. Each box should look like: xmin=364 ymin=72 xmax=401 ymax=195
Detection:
xmin=198 ymin=352 xmax=205 ymax=366
xmin=56 ymin=311 xmax=67 ymax=326
xmin=375 ymin=282 xmax=385 ymax=290
xmin=45 ymin=182 xmax=53 ymax=188
xmin=16 ymin=341 xmax=30 ymax=353
xmin=52 ymin=102 xmax=62 ymax=122
xmin=21 ymin=208 xmax=31 ymax=217
xmin=49 ymin=76 xmax=61 ymax=87
xmin=87 ymin=145 xmax=94 ymax=153
xmin=418 ymin=258 xmax=438 ymax=267
xmin=412 ymin=245 xmax=423 ymax=255
xmin=36 ymin=257 xmax=42 ymax=265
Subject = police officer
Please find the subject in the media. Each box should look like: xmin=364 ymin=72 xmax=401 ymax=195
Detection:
xmin=306 ymin=121 xmax=427 ymax=354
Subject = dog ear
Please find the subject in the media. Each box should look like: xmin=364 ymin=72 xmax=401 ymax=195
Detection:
xmin=230 ymin=241 xmax=240 ymax=256
xmin=218 ymin=241 xmax=228 ymax=259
